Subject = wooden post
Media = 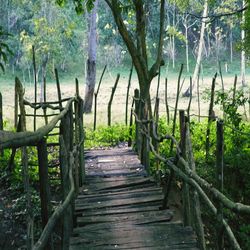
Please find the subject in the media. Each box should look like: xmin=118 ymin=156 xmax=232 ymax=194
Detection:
xmin=179 ymin=110 xmax=191 ymax=227
xmin=0 ymin=92 xmax=3 ymax=156
xmin=216 ymin=120 xmax=224 ymax=250
xmin=37 ymin=138 xmax=52 ymax=249
xmin=197 ymin=66 xmax=201 ymax=122
xmin=187 ymin=77 xmax=192 ymax=120
xmin=165 ymin=78 xmax=170 ymax=125
xmin=43 ymin=77 xmax=48 ymax=125
xmin=128 ymin=99 xmax=135 ymax=147
xmin=185 ymin=123 xmax=206 ymax=250
xmin=125 ymin=63 xmax=133 ymax=125
xmin=232 ymin=74 xmax=237 ymax=105
xmin=60 ymin=110 xmax=73 ymax=250
xmin=134 ymin=89 xmax=140 ymax=155
xmin=205 ymin=73 xmax=217 ymax=160
xmin=37 ymin=138 xmax=51 ymax=228
xmin=94 ymin=65 xmax=106 ymax=130
xmin=55 ymin=68 xmax=62 ymax=108
xmin=14 ymin=80 xmax=18 ymax=129
xmin=171 ymin=64 xmax=183 ymax=153
xmin=32 ymin=45 xmax=37 ymax=131
xmin=21 ymin=146 xmax=33 ymax=250
xmin=78 ymin=98 xmax=85 ymax=184
xmin=108 ymin=74 xmax=120 ymax=126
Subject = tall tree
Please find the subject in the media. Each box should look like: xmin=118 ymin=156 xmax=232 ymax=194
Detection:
xmin=183 ymin=0 xmax=208 ymax=97
xmin=83 ymin=0 xmax=98 ymax=113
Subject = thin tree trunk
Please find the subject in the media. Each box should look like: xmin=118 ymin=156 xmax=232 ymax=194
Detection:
xmin=84 ymin=0 xmax=98 ymax=113
xmin=183 ymin=0 xmax=208 ymax=97
xmin=241 ymin=0 xmax=246 ymax=86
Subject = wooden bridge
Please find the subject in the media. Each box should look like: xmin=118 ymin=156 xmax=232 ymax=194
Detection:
xmin=1 ymin=77 xmax=250 ymax=250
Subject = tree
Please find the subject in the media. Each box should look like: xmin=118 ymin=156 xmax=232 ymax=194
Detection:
xmin=83 ymin=0 xmax=98 ymax=113
xmin=0 ymin=26 xmax=12 ymax=72
xmin=183 ymin=0 xmax=208 ymax=97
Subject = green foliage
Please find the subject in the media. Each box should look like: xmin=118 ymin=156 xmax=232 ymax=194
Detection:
xmin=0 ymin=27 xmax=12 ymax=72
xmin=85 ymin=124 xmax=132 ymax=148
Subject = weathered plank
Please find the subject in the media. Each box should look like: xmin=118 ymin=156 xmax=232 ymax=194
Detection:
xmin=70 ymin=148 xmax=198 ymax=250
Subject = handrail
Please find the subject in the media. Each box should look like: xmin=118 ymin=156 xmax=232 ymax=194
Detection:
xmin=133 ymin=108 xmax=249 ymax=250
xmin=0 ymin=97 xmax=75 ymax=149
xmin=134 ymin=112 xmax=250 ymax=215
xmin=33 ymin=146 xmax=76 ymax=250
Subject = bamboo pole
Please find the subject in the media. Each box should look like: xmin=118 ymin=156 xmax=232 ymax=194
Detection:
xmin=108 ymin=74 xmax=120 ymax=126
xmin=125 ymin=64 xmax=133 ymax=125
xmin=32 ymin=45 xmax=37 ymax=131
xmin=205 ymin=73 xmax=217 ymax=160
xmin=94 ymin=65 xmax=107 ymax=130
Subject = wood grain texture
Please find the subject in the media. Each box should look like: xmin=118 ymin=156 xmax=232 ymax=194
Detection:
xmin=70 ymin=148 xmax=198 ymax=250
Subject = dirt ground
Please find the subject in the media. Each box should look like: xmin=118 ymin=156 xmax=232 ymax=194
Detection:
xmin=1 ymin=71 xmax=249 ymax=130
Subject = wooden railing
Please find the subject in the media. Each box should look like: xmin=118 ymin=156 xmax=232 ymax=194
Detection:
xmin=132 ymin=91 xmax=250 ymax=250
xmin=0 ymin=77 xmax=84 ymax=249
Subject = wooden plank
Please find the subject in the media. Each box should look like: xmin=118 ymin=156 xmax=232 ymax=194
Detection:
xmin=75 ymin=194 xmax=163 ymax=211
xmin=70 ymin=148 xmax=198 ymax=250
xmin=77 ymin=209 xmax=173 ymax=226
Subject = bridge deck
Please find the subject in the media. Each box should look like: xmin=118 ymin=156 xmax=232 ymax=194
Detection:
xmin=70 ymin=147 xmax=198 ymax=250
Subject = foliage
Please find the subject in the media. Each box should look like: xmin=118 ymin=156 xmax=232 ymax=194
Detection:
xmin=0 ymin=27 xmax=12 ymax=72
xmin=85 ymin=124 xmax=132 ymax=148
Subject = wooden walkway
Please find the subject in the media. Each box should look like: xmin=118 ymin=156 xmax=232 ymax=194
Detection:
xmin=70 ymin=147 xmax=198 ymax=250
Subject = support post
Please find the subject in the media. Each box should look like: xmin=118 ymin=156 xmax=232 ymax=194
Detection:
xmin=125 ymin=63 xmax=133 ymax=125
xmin=32 ymin=45 xmax=37 ymax=131
xmin=216 ymin=120 xmax=224 ymax=250
xmin=0 ymin=92 xmax=3 ymax=156
xmin=165 ymin=78 xmax=170 ymax=125
xmin=37 ymin=138 xmax=52 ymax=249
xmin=186 ymin=123 xmax=206 ymax=250
xmin=108 ymin=74 xmax=120 ymax=126
xmin=55 ymin=68 xmax=62 ymax=108
xmin=179 ymin=110 xmax=191 ymax=227
xmin=206 ymin=73 xmax=217 ymax=160
xmin=134 ymin=89 xmax=140 ymax=154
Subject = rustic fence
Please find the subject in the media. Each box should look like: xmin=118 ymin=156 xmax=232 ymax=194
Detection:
xmin=131 ymin=87 xmax=250 ymax=250
xmin=0 ymin=76 xmax=84 ymax=250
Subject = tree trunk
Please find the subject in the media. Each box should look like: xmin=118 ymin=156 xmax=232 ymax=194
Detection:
xmin=183 ymin=0 xmax=208 ymax=97
xmin=241 ymin=0 xmax=246 ymax=87
xmin=83 ymin=0 xmax=98 ymax=113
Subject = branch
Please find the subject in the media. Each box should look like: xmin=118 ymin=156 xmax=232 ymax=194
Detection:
xmin=149 ymin=0 xmax=165 ymax=80
xmin=187 ymin=5 xmax=248 ymax=22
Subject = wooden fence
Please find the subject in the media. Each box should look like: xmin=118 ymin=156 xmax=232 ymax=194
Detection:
xmin=0 ymin=77 xmax=84 ymax=250
xmin=132 ymin=88 xmax=250 ymax=250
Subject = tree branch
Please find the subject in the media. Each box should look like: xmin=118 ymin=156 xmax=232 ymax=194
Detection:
xmin=149 ymin=0 xmax=165 ymax=80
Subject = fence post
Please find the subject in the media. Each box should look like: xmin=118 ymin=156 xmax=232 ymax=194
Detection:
xmin=179 ymin=110 xmax=191 ymax=227
xmin=165 ymin=78 xmax=170 ymax=125
xmin=185 ymin=123 xmax=206 ymax=250
xmin=216 ymin=119 xmax=224 ymax=250
xmin=128 ymin=99 xmax=135 ymax=147
xmin=37 ymin=138 xmax=52 ymax=249
xmin=134 ymin=89 xmax=140 ymax=155
xmin=60 ymin=105 xmax=74 ymax=250
xmin=55 ymin=68 xmax=63 ymax=109
xmin=78 ymin=98 xmax=85 ymax=184
xmin=0 ymin=92 xmax=3 ymax=156
xmin=125 ymin=64 xmax=133 ymax=125
xmin=205 ymin=73 xmax=217 ymax=160
xmin=108 ymin=74 xmax=120 ymax=126
xmin=32 ymin=45 xmax=37 ymax=131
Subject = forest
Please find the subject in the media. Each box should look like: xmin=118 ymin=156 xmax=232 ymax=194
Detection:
xmin=0 ymin=0 xmax=250 ymax=249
